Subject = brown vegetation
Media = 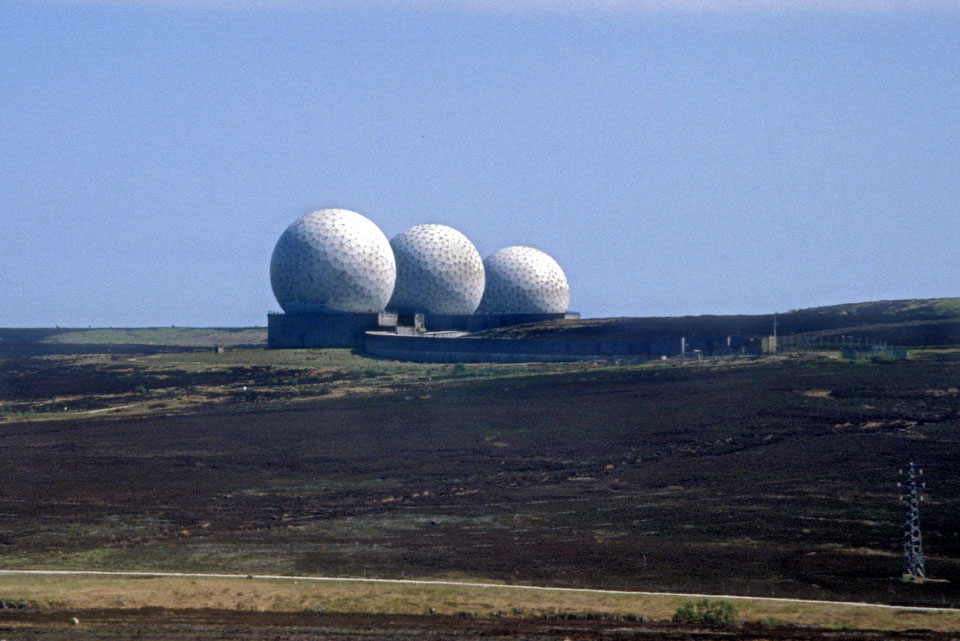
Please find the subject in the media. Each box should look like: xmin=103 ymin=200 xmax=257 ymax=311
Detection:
xmin=1 ymin=327 xmax=959 ymax=638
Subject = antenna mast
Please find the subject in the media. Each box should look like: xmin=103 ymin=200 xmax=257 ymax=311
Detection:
xmin=899 ymin=462 xmax=926 ymax=579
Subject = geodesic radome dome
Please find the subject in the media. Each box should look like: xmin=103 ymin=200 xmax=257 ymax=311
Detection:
xmin=270 ymin=209 xmax=396 ymax=314
xmin=476 ymin=246 xmax=570 ymax=314
xmin=386 ymin=224 xmax=485 ymax=315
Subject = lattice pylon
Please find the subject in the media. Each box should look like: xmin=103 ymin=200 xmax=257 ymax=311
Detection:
xmin=898 ymin=462 xmax=926 ymax=579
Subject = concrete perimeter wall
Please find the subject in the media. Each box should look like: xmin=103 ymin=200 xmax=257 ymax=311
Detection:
xmin=364 ymin=332 xmax=686 ymax=363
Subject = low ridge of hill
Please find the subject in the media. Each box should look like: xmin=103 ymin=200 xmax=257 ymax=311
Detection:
xmin=0 ymin=327 xmax=267 ymax=356
xmin=474 ymin=297 xmax=960 ymax=347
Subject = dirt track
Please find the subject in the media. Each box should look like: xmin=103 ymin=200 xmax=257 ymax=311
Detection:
xmin=2 ymin=569 xmax=958 ymax=613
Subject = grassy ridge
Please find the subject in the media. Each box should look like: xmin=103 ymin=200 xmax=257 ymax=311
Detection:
xmin=41 ymin=328 xmax=266 ymax=346
xmin=0 ymin=327 xmax=266 ymax=356
xmin=17 ymin=327 xmax=266 ymax=346
xmin=476 ymin=298 xmax=960 ymax=345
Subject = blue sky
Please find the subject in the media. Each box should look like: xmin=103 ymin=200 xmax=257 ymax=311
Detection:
xmin=2 ymin=0 xmax=958 ymax=326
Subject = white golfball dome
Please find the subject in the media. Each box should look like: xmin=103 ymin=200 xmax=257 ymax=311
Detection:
xmin=386 ymin=224 xmax=485 ymax=315
xmin=270 ymin=209 xmax=396 ymax=313
xmin=477 ymin=246 xmax=570 ymax=314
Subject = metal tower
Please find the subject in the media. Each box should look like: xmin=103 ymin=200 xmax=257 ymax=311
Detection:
xmin=898 ymin=462 xmax=926 ymax=579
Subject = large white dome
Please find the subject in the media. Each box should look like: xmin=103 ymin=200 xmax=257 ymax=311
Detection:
xmin=477 ymin=246 xmax=569 ymax=314
xmin=270 ymin=209 xmax=396 ymax=314
xmin=386 ymin=224 xmax=485 ymax=315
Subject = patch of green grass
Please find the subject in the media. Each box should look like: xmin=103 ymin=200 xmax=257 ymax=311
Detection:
xmin=37 ymin=327 xmax=266 ymax=347
xmin=827 ymin=621 xmax=857 ymax=630
xmin=671 ymin=598 xmax=738 ymax=626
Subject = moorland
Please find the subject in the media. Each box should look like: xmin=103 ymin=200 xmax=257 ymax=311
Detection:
xmin=1 ymin=299 xmax=959 ymax=639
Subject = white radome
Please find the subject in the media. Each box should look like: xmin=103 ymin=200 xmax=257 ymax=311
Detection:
xmin=387 ymin=224 xmax=485 ymax=315
xmin=477 ymin=246 xmax=570 ymax=314
xmin=270 ymin=209 xmax=396 ymax=313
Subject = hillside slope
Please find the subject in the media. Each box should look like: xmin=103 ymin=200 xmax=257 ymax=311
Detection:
xmin=1 ymin=354 xmax=959 ymax=607
xmin=474 ymin=298 xmax=960 ymax=346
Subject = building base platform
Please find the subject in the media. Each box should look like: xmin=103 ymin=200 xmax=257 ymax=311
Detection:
xmin=267 ymin=311 xmax=580 ymax=350
xmin=267 ymin=312 xmax=398 ymax=349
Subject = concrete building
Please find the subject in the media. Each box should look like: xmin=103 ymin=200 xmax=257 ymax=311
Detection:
xmin=267 ymin=311 xmax=398 ymax=349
